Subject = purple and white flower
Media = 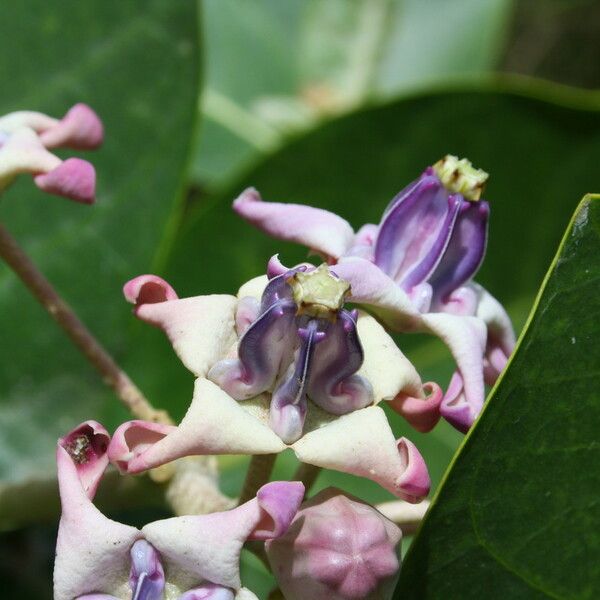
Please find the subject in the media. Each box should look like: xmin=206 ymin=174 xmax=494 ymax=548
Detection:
xmin=0 ymin=103 xmax=102 ymax=203
xmin=233 ymin=156 xmax=516 ymax=432
xmin=54 ymin=421 xmax=304 ymax=600
xmin=108 ymin=263 xmax=437 ymax=502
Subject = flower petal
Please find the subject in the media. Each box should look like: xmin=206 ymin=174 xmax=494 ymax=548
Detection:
xmin=428 ymin=200 xmax=489 ymax=309
xmin=109 ymin=378 xmax=286 ymax=474
xmin=356 ymin=312 xmax=423 ymax=402
xmin=54 ymin=431 xmax=140 ymax=600
xmin=421 ymin=313 xmax=487 ymax=432
xmin=125 ymin=280 xmax=238 ymax=377
xmin=34 ymin=157 xmax=96 ymax=204
xmin=142 ymin=481 xmax=303 ymax=590
xmin=332 ymin=257 xmax=421 ymax=329
xmin=374 ymin=175 xmax=460 ymax=289
xmin=293 ymin=406 xmax=430 ymax=502
xmin=180 ymin=583 xmax=235 ymax=599
xmin=389 ymin=381 xmax=443 ymax=433
xmin=0 ymin=110 xmax=58 ymax=134
xmin=39 ymin=103 xmax=104 ymax=150
xmin=233 ymin=187 xmax=355 ymax=259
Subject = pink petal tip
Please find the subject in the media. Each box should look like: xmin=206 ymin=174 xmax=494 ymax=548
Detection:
xmin=34 ymin=158 xmax=96 ymax=204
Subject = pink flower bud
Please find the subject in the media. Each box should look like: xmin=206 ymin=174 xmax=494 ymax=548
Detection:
xmin=266 ymin=488 xmax=402 ymax=600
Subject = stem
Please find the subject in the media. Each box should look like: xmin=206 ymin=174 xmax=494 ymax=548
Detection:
xmin=375 ymin=499 xmax=430 ymax=535
xmin=292 ymin=463 xmax=321 ymax=492
xmin=0 ymin=221 xmax=171 ymax=425
xmin=238 ymin=454 xmax=277 ymax=506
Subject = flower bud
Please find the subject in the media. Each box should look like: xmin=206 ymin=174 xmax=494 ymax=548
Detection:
xmin=266 ymin=488 xmax=401 ymax=600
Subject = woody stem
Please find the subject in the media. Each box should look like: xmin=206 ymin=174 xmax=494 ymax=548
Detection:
xmin=0 ymin=221 xmax=171 ymax=425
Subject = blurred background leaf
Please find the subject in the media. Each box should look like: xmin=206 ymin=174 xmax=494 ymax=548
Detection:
xmin=396 ymin=195 xmax=600 ymax=599
xmin=194 ymin=0 xmax=515 ymax=188
xmin=0 ymin=0 xmax=200 ymax=526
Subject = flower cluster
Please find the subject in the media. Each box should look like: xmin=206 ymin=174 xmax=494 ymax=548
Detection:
xmin=22 ymin=101 xmax=514 ymax=600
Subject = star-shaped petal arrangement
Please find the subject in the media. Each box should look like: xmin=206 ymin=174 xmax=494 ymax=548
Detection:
xmin=54 ymin=422 xmax=304 ymax=600
xmin=110 ymin=260 xmax=440 ymax=502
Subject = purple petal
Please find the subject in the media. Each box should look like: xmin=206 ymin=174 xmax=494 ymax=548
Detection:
xmin=389 ymin=381 xmax=443 ymax=433
xmin=374 ymin=174 xmax=460 ymax=289
xmin=429 ymin=200 xmax=489 ymax=309
xmin=34 ymin=157 xmax=96 ymax=203
xmin=233 ymin=187 xmax=355 ymax=259
xmin=439 ymin=371 xmax=475 ymax=433
xmin=39 ymin=103 xmax=104 ymax=150
xmin=270 ymin=320 xmax=323 ymax=443
xmin=179 ymin=583 xmax=235 ymax=599
xmin=209 ymin=301 xmax=296 ymax=400
xmin=307 ymin=310 xmax=373 ymax=415
xmin=129 ymin=540 xmax=165 ymax=600
xmin=251 ymin=481 xmax=306 ymax=541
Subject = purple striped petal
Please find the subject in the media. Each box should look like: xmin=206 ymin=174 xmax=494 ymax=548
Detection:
xmin=270 ymin=320 xmax=324 ymax=443
xmin=208 ymin=301 xmax=296 ymax=400
xmin=429 ymin=200 xmax=489 ymax=310
xmin=307 ymin=310 xmax=373 ymax=415
xmin=129 ymin=540 xmax=164 ymax=600
xmin=374 ymin=174 xmax=460 ymax=289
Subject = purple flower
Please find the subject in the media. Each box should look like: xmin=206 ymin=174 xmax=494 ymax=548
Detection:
xmin=109 ymin=264 xmax=436 ymax=502
xmin=266 ymin=488 xmax=402 ymax=600
xmin=0 ymin=103 xmax=102 ymax=203
xmin=232 ymin=156 xmax=516 ymax=432
xmin=54 ymin=422 xmax=304 ymax=600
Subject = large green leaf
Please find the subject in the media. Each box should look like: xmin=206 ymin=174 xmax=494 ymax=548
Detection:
xmin=396 ymin=195 xmax=600 ymax=599
xmin=0 ymin=0 xmax=200 ymax=524
xmin=194 ymin=0 xmax=514 ymax=187
xmin=145 ymin=78 xmax=600 ymax=507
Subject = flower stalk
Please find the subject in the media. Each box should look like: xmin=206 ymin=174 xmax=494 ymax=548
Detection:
xmin=238 ymin=453 xmax=278 ymax=506
xmin=0 ymin=221 xmax=171 ymax=425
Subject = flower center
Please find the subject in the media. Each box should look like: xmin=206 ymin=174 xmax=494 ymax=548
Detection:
xmin=65 ymin=434 xmax=91 ymax=464
xmin=433 ymin=154 xmax=488 ymax=201
xmin=287 ymin=263 xmax=350 ymax=320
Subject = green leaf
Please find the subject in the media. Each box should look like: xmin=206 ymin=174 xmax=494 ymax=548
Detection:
xmin=194 ymin=0 xmax=514 ymax=188
xmin=152 ymin=78 xmax=600 ymax=505
xmin=396 ymin=195 xmax=600 ymax=599
xmin=0 ymin=0 xmax=200 ymax=524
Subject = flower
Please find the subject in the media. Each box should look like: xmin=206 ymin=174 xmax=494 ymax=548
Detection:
xmin=54 ymin=421 xmax=304 ymax=600
xmin=266 ymin=487 xmax=402 ymax=600
xmin=108 ymin=262 xmax=438 ymax=502
xmin=0 ymin=103 xmax=103 ymax=203
xmin=232 ymin=156 xmax=516 ymax=432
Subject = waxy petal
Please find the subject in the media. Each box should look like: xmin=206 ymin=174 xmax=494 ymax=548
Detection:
xmin=0 ymin=127 xmax=60 ymax=188
xmin=58 ymin=421 xmax=110 ymax=500
xmin=355 ymin=312 xmax=423 ymax=403
xmin=109 ymin=378 xmax=286 ymax=473
xmin=333 ymin=257 xmax=421 ymax=328
xmin=54 ymin=437 xmax=140 ymax=600
xmin=124 ymin=274 xmax=179 ymax=305
xmin=421 ymin=313 xmax=487 ymax=432
xmin=306 ymin=311 xmax=373 ymax=416
xmin=126 ymin=282 xmax=238 ymax=377
xmin=39 ymin=103 xmax=104 ymax=150
xmin=293 ymin=406 xmax=430 ymax=502
xmin=233 ymin=187 xmax=355 ymax=259
xmin=346 ymin=223 xmax=378 ymax=260
xmin=142 ymin=481 xmax=304 ymax=591
xmin=389 ymin=381 xmax=443 ymax=433
xmin=34 ymin=157 xmax=96 ymax=204
xmin=209 ymin=301 xmax=296 ymax=401
xmin=428 ymin=200 xmax=489 ymax=309
xmin=0 ymin=110 xmax=58 ymax=134
xmin=375 ymin=174 xmax=461 ymax=289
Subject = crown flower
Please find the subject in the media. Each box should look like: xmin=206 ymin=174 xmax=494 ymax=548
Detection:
xmin=109 ymin=260 xmax=439 ymax=502
xmin=232 ymin=157 xmax=516 ymax=432
xmin=0 ymin=103 xmax=103 ymax=203
xmin=266 ymin=488 xmax=402 ymax=600
xmin=54 ymin=422 xmax=304 ymax=600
